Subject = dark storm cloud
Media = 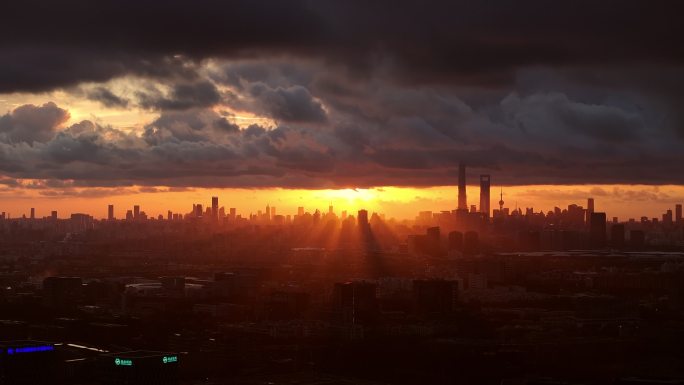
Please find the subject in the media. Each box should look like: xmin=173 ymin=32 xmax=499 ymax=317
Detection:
xmin=0 ymin=93 xmax=683 ymax=189
xmin=1 ymin=1 xmax=683 ymax=93
xmin=213 ymin=118 xmax=240 ymax=134
xmin=86 ymin=87 xmax=130 ymax=108
xmin=1 ymin=1 xmax=684 ymax=188
xmin=248 ymin=84 xmax=327 ymax=123
xmin=499 ymin=93 xmax=644 ymax=146
xmin=137 ymin=81 xmax=222 ymax=111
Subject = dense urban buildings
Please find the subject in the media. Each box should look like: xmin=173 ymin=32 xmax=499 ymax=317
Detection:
xmin=0 ymin=165 xmax=683 ymax=384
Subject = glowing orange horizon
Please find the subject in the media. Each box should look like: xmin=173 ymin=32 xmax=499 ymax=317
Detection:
xmin=0 ymin=184 xmax=682 ymax=222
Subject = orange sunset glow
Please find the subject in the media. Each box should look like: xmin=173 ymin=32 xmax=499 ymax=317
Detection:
xmin=1 ymin=2 xmax=683 ymax=384
xmin=2 ymin=184 xmax=683 ymax=221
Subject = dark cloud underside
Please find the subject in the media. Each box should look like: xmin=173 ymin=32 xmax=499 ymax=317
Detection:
xmin=1 ymin=1 xmax=683 ymax=92
xmin=0 ymin=1 xmax=682 ymax=188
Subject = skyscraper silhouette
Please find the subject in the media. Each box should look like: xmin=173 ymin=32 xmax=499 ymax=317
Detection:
xmin=211 ymin=196 xmax=219 ymax=220
xmin=108 ymin=204 xmax=114 ymax=220
xmin=458 ymin=163 xmax=467 ymax=211
xmin=357 ymin=209 xmax=369 ymax=228
xmin=479 ymin=175 xmax=490 ymax=218
xmin=590 ymin=212 xmax=607 ymax=248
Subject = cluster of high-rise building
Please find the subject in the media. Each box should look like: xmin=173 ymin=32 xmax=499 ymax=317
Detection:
xmin=1 ymin=164 xmax=683 ymax=252
xmin=0 ymin=167 xmax=683 ymax=384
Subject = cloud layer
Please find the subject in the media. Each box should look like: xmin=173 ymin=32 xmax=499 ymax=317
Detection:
xmin=0 ymin=1 xmax=682 ymax=190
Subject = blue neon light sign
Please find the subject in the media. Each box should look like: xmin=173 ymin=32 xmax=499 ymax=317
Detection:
xmin=6 ymin=345 xmax=54 ymax=355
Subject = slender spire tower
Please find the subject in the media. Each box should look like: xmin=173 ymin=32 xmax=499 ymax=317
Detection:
xmin=479 ymin=174 xmax=491 ymax=218
xmin=498 ymin=187 xmax=505 ymax=212
xmin=458 ymin=163 xmax=467 ymax=210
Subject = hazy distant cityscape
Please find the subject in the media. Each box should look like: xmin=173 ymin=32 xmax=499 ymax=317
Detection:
xmin=4 ymin=165 xmax=683 ymax=253
xmin=1 ymin=165 xmax=683 ymax=384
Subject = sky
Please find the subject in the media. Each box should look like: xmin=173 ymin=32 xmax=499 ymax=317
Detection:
xmin=0 ymin=1 xmax=683 ymax=219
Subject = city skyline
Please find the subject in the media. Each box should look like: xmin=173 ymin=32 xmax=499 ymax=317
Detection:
xmin=4 ymin=184 xmax=683 ymax=223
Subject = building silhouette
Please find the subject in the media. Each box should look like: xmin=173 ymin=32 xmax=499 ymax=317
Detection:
xmin=587 ymin=197 xmax=595 ymax=225
xmin=611 ymin=224 xmax=625 ymax=249
xmin=479 ymin=174 xmax=490 ymax=218
xmin=357 ymin=209 xmax=369 ymax=228
xmin=464 ymin=231 xmax=479 ymax=254
xmin=412 ymin=279 xmax=458 ymax=317
xmin=211 ymin=196 xmax=219 ymax=220
xmin=332 ymin=281 xmax=377 ymax=325
xmin=590 ymin=212 xmax=607 ymax=248
xmin=448 ymin=231 xmax=464 ymax=251
xmin=458 ymin=163 xmax=467 ymax=211
xmin=629 ymin=230 xmax=645 ymax=249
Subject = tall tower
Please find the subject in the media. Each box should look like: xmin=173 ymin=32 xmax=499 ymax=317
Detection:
xmin=479 ymin=175 xmax=491 ymax=218
xmin=108 ymin=204 xmax=114 ymax=220
xmin=498 ymin=187 xmax=504 ymax=212
xmin=211 ymin=196 xmax=219 ymax=219
xmin=357 ymin=209 xmax=369 ymax=227
xmin=458 ymin=163 xmax=467 ymax=210
xmin=586 ymin=198 xmax=595 ymax=225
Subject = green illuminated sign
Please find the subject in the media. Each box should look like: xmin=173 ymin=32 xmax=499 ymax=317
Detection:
xmin=114 ymin=358 xmax=133 ymax=366
xmin=162 ymin=355 xmax=178 ymax=364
